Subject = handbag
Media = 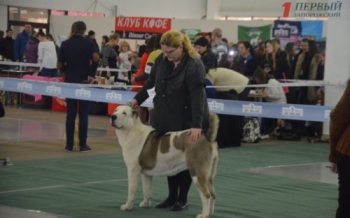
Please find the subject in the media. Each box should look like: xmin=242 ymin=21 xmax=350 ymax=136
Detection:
xmin=281 ymin=72 xmax=289 ymax=94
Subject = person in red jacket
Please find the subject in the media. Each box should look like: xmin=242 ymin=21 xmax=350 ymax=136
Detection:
xmin=131 ymin=36 xmax=156 ymax=123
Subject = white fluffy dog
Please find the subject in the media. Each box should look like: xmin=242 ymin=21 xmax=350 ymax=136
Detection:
xmin=111 ymin=106 xmax=219 ymax=218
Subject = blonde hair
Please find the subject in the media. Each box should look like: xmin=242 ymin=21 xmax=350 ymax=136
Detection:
xmin=265 ymin=40 xmax=280 ymax=71
xmin=119 ymin=40 xmax=131 ymax=52
xmin=128 ymin=52 xmax=138 ymax=61
xmin=160 ymin=30 xmax=200 ymax=59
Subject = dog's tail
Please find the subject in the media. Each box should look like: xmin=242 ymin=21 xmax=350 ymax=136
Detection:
xmin=205 ymin=113 xmax=219 ymax=142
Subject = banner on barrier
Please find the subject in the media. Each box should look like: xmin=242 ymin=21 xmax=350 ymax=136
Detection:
xmin=0 ymin=77 xmax=334 ymax=122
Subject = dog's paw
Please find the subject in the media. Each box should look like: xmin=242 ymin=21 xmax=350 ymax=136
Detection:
xmin=196 ymin=214 xmax=209 ymax=218
xmin=139 ymin=201 xmax=151 ymax=208
xmin=120 ymin=204 xmax=133 ymax=211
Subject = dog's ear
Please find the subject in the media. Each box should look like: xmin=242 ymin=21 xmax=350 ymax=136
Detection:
xmin=132 ymin=110 xmax=139 ymax=118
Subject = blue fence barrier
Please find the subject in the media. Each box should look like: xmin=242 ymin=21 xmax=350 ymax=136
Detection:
xmin=0 ymin=77 xmax=333 ymax=122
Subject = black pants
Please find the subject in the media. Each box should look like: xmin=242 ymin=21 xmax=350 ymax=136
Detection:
xmin=336 ymin=153 xmax=350 ymax=218
xmin=166 ymin=170 xmax=192 ymax=204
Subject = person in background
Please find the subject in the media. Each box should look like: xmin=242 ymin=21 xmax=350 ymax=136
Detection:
xmin=25 ymin=31 xmax=40 ymax=70
xmin=37 ymin=30 xmax=58 ymax=77
xmin=0 ymin=30 xmax=4 ymax=45
xmin=57 ymin=21 xmax=99 ymax=152
xmin=14 ymin=23 xmax=35 ymax=62
xmin=193 ymin=33 xmax=202 ymax=42
xmin=0 ymin=100 xmax=4 ymax=117
xmin=206 ymin=67 xmax=250 ymax=147
xmin=238 ymin=41 xmax=258 ymax=79
xmin=222 ymin=37 xmax=229 ymax=48
xmin=127 ymin=52 xmax=138 ymax=82
xmin=0 ymin=29 xmax=15 ymax=61
xmin=131 ymin=36 xmax=156 ymax=124
xmin=45 ymin=33 xmax=60 ymax=56
xmin=252 ymin=68 xmax=286 ymax=139
xmin=138 ymin=37 xmax=149 ymax=58
xmin=101 ymin=33 xmax=120 ymax=79
xmin=294 ymin=39 xmax=324 ymax=104
xmin=100 ymin=35 xmax=109 ymax=57
xmin=260 ymin=39 xmax=290 ymax=80
xmin=117 ymin=40 xmax=132 ymax=81
xmin=194 ymin=37 xmax=217 ymax=69
xmin=205 ymin=32 xmax=212 ymax=47
xmin=211 ymin=28 xmax=227 ymax=62
xmin=130 ymin=30 xmax=209 ymax=212
xmin=285 ymin=42 xmax=296 ymax=79
xmin=87 ymin=30 xmax=100 ymax=54
xmin=219 ymin=44 xmax=245 ymax=74
xmin=329 ymin=79 xmax=350 ymax=218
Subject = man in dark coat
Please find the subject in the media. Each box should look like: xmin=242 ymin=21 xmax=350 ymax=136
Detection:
xmin=0 ymin=29 xmax=15 ymax=61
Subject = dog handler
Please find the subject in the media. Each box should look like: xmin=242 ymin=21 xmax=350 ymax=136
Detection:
xmin=130 ymin=30 xmax=209 ymax=211
xmin=57 ymin=21 xmax=99 ymax=152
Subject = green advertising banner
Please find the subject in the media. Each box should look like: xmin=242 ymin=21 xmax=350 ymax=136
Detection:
xmin=180 ymin=29 xmax=201 ymax=40
xmin=238 ymin=25 xmax=272 ymax=46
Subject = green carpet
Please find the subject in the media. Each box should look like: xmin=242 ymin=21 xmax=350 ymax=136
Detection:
xmin=0 ymin=143 xmax=338 ymax=218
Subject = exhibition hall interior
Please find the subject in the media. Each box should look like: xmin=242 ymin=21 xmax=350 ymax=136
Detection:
xmin=0 ymin=0 xmax=349 ymax=218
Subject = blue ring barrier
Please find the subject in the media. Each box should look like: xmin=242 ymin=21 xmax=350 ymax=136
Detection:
xmin=0 ymin=77 xmax=333 ymax=122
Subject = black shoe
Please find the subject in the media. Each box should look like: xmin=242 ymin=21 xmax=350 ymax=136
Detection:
xmin=65 ymin=146 xmax=73 ymax=152
xmin=80 ymin=145 xmax=91 ymax=152
xmin=170 ymin=202 xmax=188 ymax=211
xmin=155 ymin=199 xmax=175 ymax=209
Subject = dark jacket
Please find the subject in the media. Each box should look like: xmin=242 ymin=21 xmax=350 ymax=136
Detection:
xmin=260 ymin=51 xmax=290 ymax=80
xmin=58 ymin=35 xmax=98 ymax=83
xmin=14 ymin=30 xmax=35 ymax=61
xmin=329 ymin=83 xmax=350 ymax=162
xmin=243 ymin=55 xmax=258 ymax=78
xmin=25 ymin=37 xmax=39 ymax=63
xmin=0 ymin=36 xmax=15 ymax=61
xmin=218 ymin=53 xmax=245 ymax=74
xmin=134 ymin=54 xmax=209 ymax=133
xmin=200 ymin=50 xmax=217 ymax=69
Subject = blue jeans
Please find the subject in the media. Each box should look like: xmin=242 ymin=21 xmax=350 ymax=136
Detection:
xmin=42 ymin=68 xmax=58 ymax=77
xmin=65 ymin=98 xmax=91 ymax=148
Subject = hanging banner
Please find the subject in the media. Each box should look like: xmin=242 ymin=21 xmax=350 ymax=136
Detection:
xmin=237 ymin=25 xmax=272 ymax=47
xmin=300 ymin=21 xmax=323 ymax=40
xmin=115 ymin=17 xmax=172 ymax=33
xmin=180 ymin=29 xmax=201 ymax=40
xmin=273 ymin=20 xmax=302 ymax=49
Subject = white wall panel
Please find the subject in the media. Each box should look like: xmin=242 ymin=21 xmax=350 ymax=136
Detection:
xmin=1 ymin=0 xmax=206 ymax=19
xmin=0 ymin=5 xmax=7 ymax=31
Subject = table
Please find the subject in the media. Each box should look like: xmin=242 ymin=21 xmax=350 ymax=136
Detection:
xmin=0 ymin=70 xmax=34 ymax=106
xmin=0 ymin=69 xmax=34 ymax=78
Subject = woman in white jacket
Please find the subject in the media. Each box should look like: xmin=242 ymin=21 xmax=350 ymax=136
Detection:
xmin=252 ymin=68 xmax=286 ymax=138
xmin=37 ymin=31 xmax=58 ymax=77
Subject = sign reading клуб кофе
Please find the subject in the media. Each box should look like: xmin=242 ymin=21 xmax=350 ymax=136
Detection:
xmin=115 ymin=16 xmax=172 ymax=39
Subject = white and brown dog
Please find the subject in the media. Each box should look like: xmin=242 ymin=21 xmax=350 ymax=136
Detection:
xmin=111 ymin=105 xmax=219 ymax=218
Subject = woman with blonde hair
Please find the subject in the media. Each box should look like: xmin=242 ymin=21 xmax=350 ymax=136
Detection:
xmin=130 ymin=30 xmax=209 ymax=211
xmin=117 ymin=40 xmax=132 ymax=80
xmin=260 ymin=39 xmax=290 ymax=80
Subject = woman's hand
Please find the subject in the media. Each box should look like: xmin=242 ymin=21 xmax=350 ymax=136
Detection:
xmin=129 ymin=99 xmax=139 ymax=109
xmin=330 ymin=162 xmax=338 ymax=173
xmin=227 ymin=57 xmax=234 ymax=64
xmin=131 ymin=78 xmax=136 ymax=84
xmin=107 ymin=71 xmax=111 ymax=78
xmin=188 ymin=128 xmax=202 ymax=142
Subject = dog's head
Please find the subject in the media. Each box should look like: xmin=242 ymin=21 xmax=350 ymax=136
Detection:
xmin=110 ymin=105 xmax=139 ymax=130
